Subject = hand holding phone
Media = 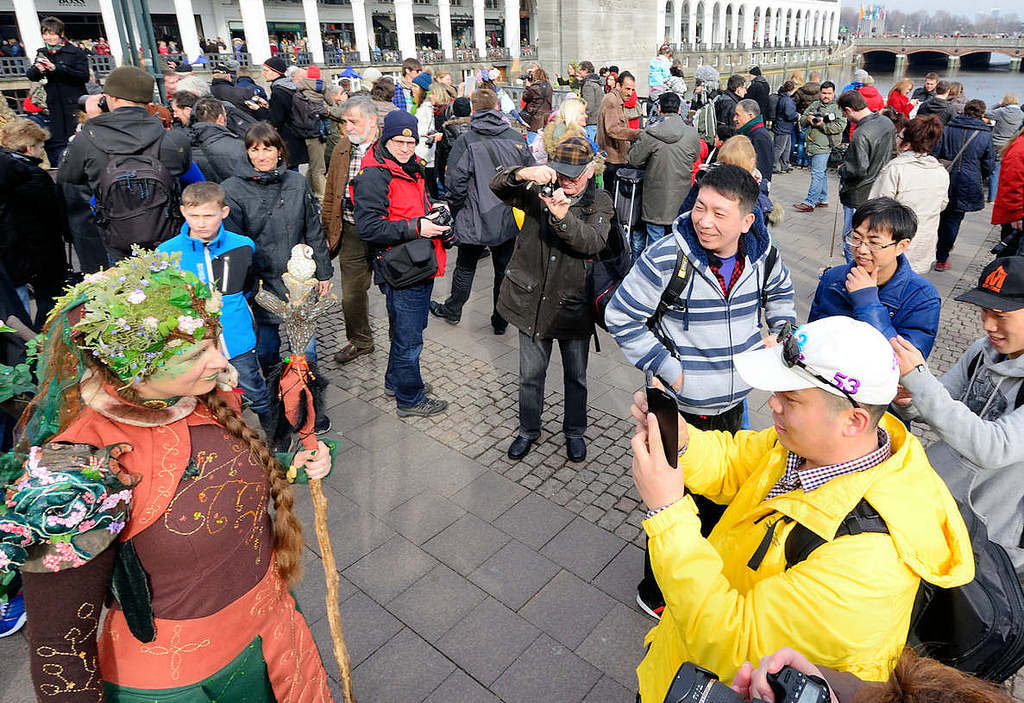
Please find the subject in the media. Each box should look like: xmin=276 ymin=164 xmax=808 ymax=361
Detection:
xmin=645 ymin=370 xmax=679 ymax=464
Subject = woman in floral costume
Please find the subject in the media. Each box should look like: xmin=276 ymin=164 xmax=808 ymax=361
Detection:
xmin=0 ymin=249 xmax=334 ymax=702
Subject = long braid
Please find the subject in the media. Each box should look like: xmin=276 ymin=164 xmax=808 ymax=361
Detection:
xmin=200 ymin=392 xmax=305 ymax=587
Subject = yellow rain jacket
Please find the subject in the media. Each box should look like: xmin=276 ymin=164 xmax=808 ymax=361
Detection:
xmin=636 ymin=414 xmax=974 ymax=702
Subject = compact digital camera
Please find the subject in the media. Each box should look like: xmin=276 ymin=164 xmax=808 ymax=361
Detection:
xmin=664 ymin=662 xmax=830 ymax=703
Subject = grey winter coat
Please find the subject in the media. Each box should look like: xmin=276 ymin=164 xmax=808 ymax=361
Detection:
xmin=446 ymin=110 xmax=533 ymax=246
xmin=839 ymin=111 xmax=896 ymax=208
xmin=916 ymin=96 xmax=957 ymax=125
xmin=221 ymin=166 xmax=332 ymax=325
xmin=900 ymin=338 xmax=1024 ymax=573
xmin=580 ymin=74 xmax=604 ymax=126
xmin=189 ymin=122 xmax=250 ymax=183
xmin=58 ymin=107 xmax=192 ymax=193
xmin=628 ymin=114 xmax=700 ymax=225
xmin=986 ymin=104 xmax=1024 ymax=150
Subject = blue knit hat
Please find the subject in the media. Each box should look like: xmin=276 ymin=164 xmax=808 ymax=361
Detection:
xmin=411 ymin=72 xmax=433 ymax=93
xmin=380 ymin=110 xmax=419 ymax=144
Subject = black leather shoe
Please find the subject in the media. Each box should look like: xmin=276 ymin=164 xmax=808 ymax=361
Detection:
xmin=507 ymin=435 xmax=534 ymax=460
xmin=566 ymin=437 xmax=587 ymax=463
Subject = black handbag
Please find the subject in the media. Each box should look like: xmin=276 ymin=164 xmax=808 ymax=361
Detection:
xmin=379 ymin=238 xmax=437 ymax=289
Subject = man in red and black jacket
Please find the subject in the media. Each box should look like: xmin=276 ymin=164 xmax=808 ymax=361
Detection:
xmin=352 ymin=110 xmax=451 ymax=417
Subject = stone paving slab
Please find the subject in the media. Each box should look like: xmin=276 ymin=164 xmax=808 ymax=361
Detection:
xmin=0 ymin=168 xmax=1008 ymax=703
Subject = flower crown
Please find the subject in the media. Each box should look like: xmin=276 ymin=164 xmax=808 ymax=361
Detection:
xmin=51 ymin=248 xmax=222 ymax=386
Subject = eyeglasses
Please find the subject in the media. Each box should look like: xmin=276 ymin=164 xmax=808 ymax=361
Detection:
xmin=777 ymin=325 xmax=860 ymax=409
xmin=843 ymin=233 xmax=899 ymax=252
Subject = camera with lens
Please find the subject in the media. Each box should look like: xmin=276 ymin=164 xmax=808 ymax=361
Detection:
xmin=991 ymin=228 xmax=1023 ymax=257
xmin=426 ymin=204 xmax=456 ymax=249
xmin=539 ymin=183 xmax=556 ymax=198
xmin=664 ymin=662 xmax=830 ymax=703
xmin=808 ymin=111 xmax=836 ymax=124
xmin=77 ymin=94 xmax=108 ymax=113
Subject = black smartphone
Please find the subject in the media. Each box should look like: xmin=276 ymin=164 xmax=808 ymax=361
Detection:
xmin=645 ymin=370 xmax=679 ymax=464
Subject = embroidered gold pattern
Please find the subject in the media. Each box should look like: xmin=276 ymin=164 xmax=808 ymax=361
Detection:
xmin=35 ymin=602 xmax=102 ymax=699
xmin=138 ymin=623 xmax=211 ymax=681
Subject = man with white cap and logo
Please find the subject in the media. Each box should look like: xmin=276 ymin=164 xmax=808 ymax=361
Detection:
xmin=627 ymin=316 xmax=973 ymax=702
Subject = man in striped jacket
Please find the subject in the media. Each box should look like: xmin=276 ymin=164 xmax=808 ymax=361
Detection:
xmin=605 ymin=163 xmax=796 ymax=619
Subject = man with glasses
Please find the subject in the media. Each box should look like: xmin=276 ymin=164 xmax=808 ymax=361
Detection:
xmin=809 ymin=198 xmax=941 ymax=359
xmin=627 ymin=315 xmax=973 ymax=701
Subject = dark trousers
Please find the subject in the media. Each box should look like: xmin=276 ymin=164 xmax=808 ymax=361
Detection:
xmin=383 ymin=280 xmax=433 ymax=408
xmin=604 ymin=162 xmax=624 ymax=195
xmin=936 ymin=207 xmax=967 ymax=264
xmin=338 ymin=220 xmax=374 ymax=349
xmin=443 ymin=239 xmax=515 ymax=327
xmin=518 ymin=333 xmax=589 ymax=440
xmin=638 ymin=401 xmax=745 ymax=607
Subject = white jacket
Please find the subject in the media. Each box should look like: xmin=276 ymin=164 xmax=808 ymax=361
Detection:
xmin=869 ymin=151 xmax=949 ymax=273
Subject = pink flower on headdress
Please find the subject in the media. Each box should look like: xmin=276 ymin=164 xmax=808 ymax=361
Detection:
xmin=126 ymin=289 xmax=147 ymax=304
xmin=177 ymin=315 xmax=204 ymax=335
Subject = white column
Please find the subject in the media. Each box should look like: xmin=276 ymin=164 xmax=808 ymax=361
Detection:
xmin=172 ymin=0 xmax=203 ymax=61
xmin=766 ymin=8 xmax=776 ymax=47
xmin=688 ymin=4 xmax=698 ymax=49
xmin=238 ymin=0 xmax=272 ymax=65
xmin=504 ymin=0 xmax=520 ymax=58
xmin=728 ymin=5 xmax=738 ymax=48
xmin=812 ymin=13 xmax=820 ymax=46
xmin=301 ymin=0 xmax=325 ymax=63
xmin=672 ymin=0 xmax=683 ymax=48
xmin=13 ymin=0 xmax=43 ymax=58
xmin=715 ymin=2 xmax=726 ymax=46
xmin=740 ymin=4 xmax=751 ymax=48
xmin=352 ymin=0 xmax=372 ymax=61
xmin=473 ymin=0 xmax=486 ymax=58
xmin=395 ymin=0 xmax=416 ymax=59
xmin=439 ymin=0 xmax=455 ymax=60
xmin=97 ymin=0 xmax=124 ymax=65
xmin=657 ymin=1 xmax=667 ymax=45
xmin=831 ymin=12 xmax=839 ymax=42
xmin=703 ymin=3 xmax=714 ymax=48
xmin=802 ymin=12 xmax=811 ymax=45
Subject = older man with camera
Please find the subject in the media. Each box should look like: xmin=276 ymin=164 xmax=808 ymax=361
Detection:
xmin=490 ymin=136 xmax=614 ymax=462
xmin=794 ymin=82 xmax=846 ymax=212
xmin=628 ymin=316 xmax=973 ymax=702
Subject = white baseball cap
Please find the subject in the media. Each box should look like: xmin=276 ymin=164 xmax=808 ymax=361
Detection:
xmin=733 ymin=317 xmax=899 ymax=406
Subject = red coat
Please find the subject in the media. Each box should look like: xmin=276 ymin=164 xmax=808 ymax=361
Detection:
xmin=859 ymin=85 xmax=885 ymax=113
xmin=992 ymin=137 xmax=1024 ymax=226
xmin=887 ymin=89 xmax=913 ymax=119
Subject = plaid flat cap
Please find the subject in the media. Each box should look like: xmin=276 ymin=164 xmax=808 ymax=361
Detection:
xmin=549 ymin=136 xmax=594 ymax=178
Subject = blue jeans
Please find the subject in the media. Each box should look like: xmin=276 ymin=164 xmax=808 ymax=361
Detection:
xmin=842 ymin=205 xmax=856 ymax=263
xmin=383 ymin=280 xmax=433 ymax=408
xmin=518 ymin=333 xmax=589 ymax=440
xmin=231 ymin=349 xmax=273 ymax=430
xmin=990 ymin=158 xmax=1001 ymax=202
xmin=802 ymin=152 xmax=830 ymax=207
xmin=256 ymin=324 xmax=318 ymax=373
xmin=633 ymin=223 xmax=668 ymax=261
xmin=585 ymin=124 xmax=597 ymax=142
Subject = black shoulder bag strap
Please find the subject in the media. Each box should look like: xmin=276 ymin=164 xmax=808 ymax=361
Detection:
xmin=782 ymin=498 xmax=889 ymax=570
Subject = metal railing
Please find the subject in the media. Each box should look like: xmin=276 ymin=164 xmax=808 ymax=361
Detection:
xmin=0 ymin=54 xmax=117 ymax=79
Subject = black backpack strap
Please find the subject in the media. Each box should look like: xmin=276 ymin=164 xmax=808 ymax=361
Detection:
xmin=646 ymin=248 xmax=692 ymax=357
xmin=783 ymin=499 xmax=889 ymax=570
xmin=760 ymin=244 xmax=779 ymax=310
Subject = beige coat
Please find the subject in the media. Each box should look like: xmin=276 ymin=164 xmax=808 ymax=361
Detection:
xmin=597 ymin=91 xmax=642 ymax=164
xmin=869 ymin=151 xmax=950 ymax=273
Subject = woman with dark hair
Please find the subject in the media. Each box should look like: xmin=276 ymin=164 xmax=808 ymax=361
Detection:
xmin=521 ymin=67 xmax=553 ymax=138
xmin=25 ymin=16 xmax=88 ymax=164
xmin=369 ymin=76 xmax=398 ymax=128
xmin=870 ymin=114 xmax=949 ymax=273
xmin=3 ymin=249 xmax=334 ymax=701
xmin=220 ymin=123 xmax=333 ymax=431
xmin=933 ymin=99 xmax=995 ymax=270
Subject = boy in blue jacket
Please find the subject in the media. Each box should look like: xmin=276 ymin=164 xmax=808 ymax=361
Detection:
xmin=809 ymin=197 xmax=941 ymax=358
xmin=157 ymin=182 xmax=272 ymax=431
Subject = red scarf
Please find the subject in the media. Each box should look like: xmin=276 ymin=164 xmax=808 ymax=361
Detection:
xmin=623 ymin=91 xmax=640 ymax=129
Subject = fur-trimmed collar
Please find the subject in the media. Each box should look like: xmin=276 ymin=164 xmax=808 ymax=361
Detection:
xmin=80 ymin=371 xmax=197 ymax=427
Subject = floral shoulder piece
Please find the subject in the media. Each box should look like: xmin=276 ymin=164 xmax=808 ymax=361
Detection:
xmin=0 ymin=442 xmax=136 ymax=574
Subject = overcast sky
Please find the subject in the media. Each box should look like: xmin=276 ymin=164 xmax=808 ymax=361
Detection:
xmin=860 ymin=0 xmax=1002 ymax=15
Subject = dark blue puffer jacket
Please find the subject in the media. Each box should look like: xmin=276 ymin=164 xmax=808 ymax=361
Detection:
xmin=808 ymin=255 xmax=941 ymax=358
xmin=934 ymin=114 xmax=995 ymax=213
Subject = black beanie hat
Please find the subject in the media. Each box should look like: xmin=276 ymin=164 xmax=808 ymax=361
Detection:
xmin=263 ymin=56 xmax=287 ymax=75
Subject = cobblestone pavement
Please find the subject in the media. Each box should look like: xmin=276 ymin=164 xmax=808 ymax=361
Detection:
xmin=0 ymin=169 xmax=1009 ymax=703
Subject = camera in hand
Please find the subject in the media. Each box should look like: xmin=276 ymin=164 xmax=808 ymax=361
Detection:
xmin=539 ymin=183 xmax=556 ymax=198
xmin=991 ymin=228 xmax=1023 ymax=256
xmin=808 ymin=111 xmax=836 ymax=124
xmin=427 ymin=204 xmax=456 ymax=249
xmin=664 ymin=662 xmax=830 ymax=703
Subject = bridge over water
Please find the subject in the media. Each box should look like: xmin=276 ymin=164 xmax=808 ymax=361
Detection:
xmin=852 ymin=36 xmax=1024 ymax=72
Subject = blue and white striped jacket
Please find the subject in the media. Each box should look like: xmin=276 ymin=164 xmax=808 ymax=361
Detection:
xmin=605 ymin=213 xmax=796 ymax=415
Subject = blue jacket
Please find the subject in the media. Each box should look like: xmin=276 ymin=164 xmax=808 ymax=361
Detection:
xmin=157 ymin=225 xmax=258 ymax=359
xmin=808 ymin=255 xmax=941 ymax=358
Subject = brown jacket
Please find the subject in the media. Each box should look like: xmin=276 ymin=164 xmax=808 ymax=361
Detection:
xmin=597 ymin=91 xmax=642 ymax=164
xmin=322 ymin=135 xmax=353 ymax=253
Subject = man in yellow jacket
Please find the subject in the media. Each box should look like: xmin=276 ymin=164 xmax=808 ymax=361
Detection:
xmin=629 ymin=316 xmax=974 ymax=702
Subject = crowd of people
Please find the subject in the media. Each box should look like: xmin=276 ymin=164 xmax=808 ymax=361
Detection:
xmin=1 ymin=16 xmax=1024 ymax=703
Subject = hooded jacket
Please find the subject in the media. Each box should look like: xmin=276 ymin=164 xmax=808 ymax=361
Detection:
xmin=986 ymin=104 xmax=1024 ymax=150
xmin=605 ymin=211 xmax=796 ymax=414
xmin=189 ymin=121 xmax=250 ymax=184
xmin=869 ymin=152 xmax=950 ymax=273
xmin=839 ymin=111 xmax=896 ymax=208
xmin=438 ymin=115 xmax=472 ymax=176
xmin=58 ymin=106 xmax=192 ymax=193
xmin=900 ymin=338 xmax=1024 ymax=573
xmin=221 ymin=165 xmax=332 ymax=324
xmin=25 ymin=42 xmax=89 ymax=147
xmin=934 ymin=114 xmax=995 ymax=213
xmin=156 ymin=224 xmax=257 ymax=359
xmin=492 ymin=168 xmax=612 ymax=340
xmin=992 ymin=136 xmax=1024 ymax=227
xmin=808 ymin=255 xmax=940 ymax=357
xmin=636 ymin=415 xmax=974 ymax=701
xmin=445 ymin=110 xmax=533 ymax=247
xmin=628 ymin=114 xmax=700 ymax=225
xmin=857 ymin=85 xmax=885 ymax=112
xmin=916 ymin=96 xmax=957 ymax=125
xmin=771 ymin=91 xmax=799 ymax=136
xmin=887 ymin=89 xmax=913 ymax=119
xmin=0 ymin=147 xmax=68 ymax=289
xmin=580 ymin=73 xmax=605 ymax=127
xmin=267 ymin=75 xmax=308 ymax=168
xmin=794 ymin=81 xmax=820 ymax=113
